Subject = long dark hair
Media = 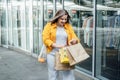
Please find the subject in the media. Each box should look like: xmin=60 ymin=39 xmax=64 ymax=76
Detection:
xmin=50 ymin=9 xmax=71 ymax=24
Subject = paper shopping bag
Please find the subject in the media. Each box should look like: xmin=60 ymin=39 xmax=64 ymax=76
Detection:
xmin=59 ymin=48 xmax=69 ymax=64
xmin=38 ymin=45 xmax=47 ymax=63
xmin=66 ymin=43 xmax=90 ymax=66
xmin=54 ymin=52 xmax=75 ymax=70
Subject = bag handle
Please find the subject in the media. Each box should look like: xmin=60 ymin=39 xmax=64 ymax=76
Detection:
xmin=38 ymin=44 xmax=45 ymax=58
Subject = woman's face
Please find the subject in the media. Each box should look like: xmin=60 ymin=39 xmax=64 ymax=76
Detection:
xmin=57 ymin=14 xmax=68 ymax=27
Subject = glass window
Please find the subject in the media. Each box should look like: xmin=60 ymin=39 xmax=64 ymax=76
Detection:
xmin=26 ymin=6 xmax=30 ymax=51
xmin=11 ymin=0 xmax=27 ymax=49
xmin=95 ymin=0 xmax=120 ymax=80
xmin=12 ymin=7 xmax=19 ymax=47
xmin=33 ymin=0 xmax=43 ymax=54
xmin=44 ymin=0 xmax=54 ymax=24
xmin=33 ymin=5 xmax=39 ymax=53
xmin=64 ymin=0 xmax=93 ymax=75
xmin=8 ymin=0 xmax=12 ymax=45
xmin=1 ymin=0 xmax=8 ymax=45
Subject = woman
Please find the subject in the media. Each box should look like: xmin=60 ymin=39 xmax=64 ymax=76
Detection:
xmin=42 ymin=9 xmax=80 ymax=80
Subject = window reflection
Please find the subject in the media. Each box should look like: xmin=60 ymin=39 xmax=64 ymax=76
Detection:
xmin=96 ymin=0 xmax=120 ymax=79
xmin=1 ymin=1 xmax=7 ymax=45
xmin=62 ymin=0 xmax=93 ymax=74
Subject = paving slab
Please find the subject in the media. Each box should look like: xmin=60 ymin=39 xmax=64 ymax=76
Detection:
xmin=0 ymin=47 xmax=92 ymax=80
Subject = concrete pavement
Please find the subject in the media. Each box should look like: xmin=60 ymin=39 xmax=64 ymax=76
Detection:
xmin=0 ymin=47 xmax=92 ymax=80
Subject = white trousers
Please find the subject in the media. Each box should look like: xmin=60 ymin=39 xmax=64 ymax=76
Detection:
xmin=47 ymin=53 xmax=75 ymax=80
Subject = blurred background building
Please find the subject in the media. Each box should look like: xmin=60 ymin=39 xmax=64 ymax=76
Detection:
xmin=0 ymin=0 xmax=120 ymax=80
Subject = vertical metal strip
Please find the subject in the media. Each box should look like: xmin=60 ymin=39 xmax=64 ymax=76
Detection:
xmin=62 ymin=0 xmax=64 ymax=9
xmin=0 ymin=1 xmax=2 ymax=45
xmin=53 ymin=0 xmax=56 ymax=16
xmin=40 ymin=0 xmax=44 ymax=49
xmin=24 ymin=0 xmax=27 ymax=50
xmin=92 ymin=0 xmax=97 ymax=77
xmin=11 ymin=0 xmax=13 ymax=46
xmin=41 ymin=0 xmax=44 ymax=31
xmin=29 ymin=0 xmax=33 ymax=53
xmin=5 ymin=0 xmax=9 ymax=48
xmin=46 ymin=0 xmax=48 ymax=21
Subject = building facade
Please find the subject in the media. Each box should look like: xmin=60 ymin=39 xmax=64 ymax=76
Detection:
xmin=0 ymin=0 xmax=120 ymax=80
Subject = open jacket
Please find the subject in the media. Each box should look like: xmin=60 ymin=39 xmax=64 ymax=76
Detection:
xmin=42 ymin=22 xmax=80 ymax=53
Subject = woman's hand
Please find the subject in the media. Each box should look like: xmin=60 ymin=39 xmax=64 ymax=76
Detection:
xmin=69 ymin=39 xmax=78 ymax=45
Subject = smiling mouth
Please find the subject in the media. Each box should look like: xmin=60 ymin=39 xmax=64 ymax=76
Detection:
xmin=61 ymin=22 xmax=65 ymax=25
xmin=60 ymin=23 xmax=65 ymax=26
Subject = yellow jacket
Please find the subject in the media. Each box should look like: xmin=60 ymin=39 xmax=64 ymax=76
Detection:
xmin=42 ymin=22 xmax=80 ymax=53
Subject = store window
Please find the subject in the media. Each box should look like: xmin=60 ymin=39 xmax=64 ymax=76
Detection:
xmin=44 ymin=0 xmax=62 ymax=24
xmin=25 ymin=6 xmax=30 ymax=51
xmin=0 ymin=0 xmax=8 ymax=45
xmin=32 ymin=0 xmax=45 ymax=54
xmin=3 ymin=0 xmax=31 ymax=51
xmin=33 ymin=6 xmax=39 ymax=53
xmin=7 ymin=0 xmax=13 ymax=46
xmin=96 ymin=0 xmax=120 ymax=80
xmin=64 ymin=0 xmax=93 ymax=75
xmin=44 ymin=0 xmax=54 ymax=24
xmin=11 ymin=0 xmax=27 ymax=49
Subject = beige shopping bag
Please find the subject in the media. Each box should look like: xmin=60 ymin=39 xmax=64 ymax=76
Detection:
xmin=38 ymin=45 xmax=47 ymax=63
xmin=66 ymin=43 xmax=90 ymax=66
xmin=54 ymin=52 xmax=75 ymax=70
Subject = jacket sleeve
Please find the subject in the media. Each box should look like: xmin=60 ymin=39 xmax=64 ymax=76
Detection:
xmin=42 ymin=23 xmax=54 ymax=47
xmin=68 ymin=24 xmax=80 ymax=42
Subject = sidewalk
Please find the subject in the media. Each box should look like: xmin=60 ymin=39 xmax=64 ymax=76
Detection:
xmin=0 ymin=47 xmax=91 ymax=80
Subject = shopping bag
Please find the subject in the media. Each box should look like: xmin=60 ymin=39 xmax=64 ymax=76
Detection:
xmin=59 ymin=48 xmax=69 ymax=63
xmin=54 ymin=52 xmax=75 ymax=70
xmin=66 ymin=43 xmax=90 ymax=66
xmin=38 ymin=45 xmax=47 ymax=63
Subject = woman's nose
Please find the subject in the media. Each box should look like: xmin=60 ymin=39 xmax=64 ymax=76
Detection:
xmin=62 ymin=20 xmax=66 ymax=22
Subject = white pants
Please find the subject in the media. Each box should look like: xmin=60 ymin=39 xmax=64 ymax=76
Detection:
xmin=47 ymin=53 xmax=75 ymax=80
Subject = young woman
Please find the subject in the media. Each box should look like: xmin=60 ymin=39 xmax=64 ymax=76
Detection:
xmin=42 ymin=9 xmax=80 ymax=80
